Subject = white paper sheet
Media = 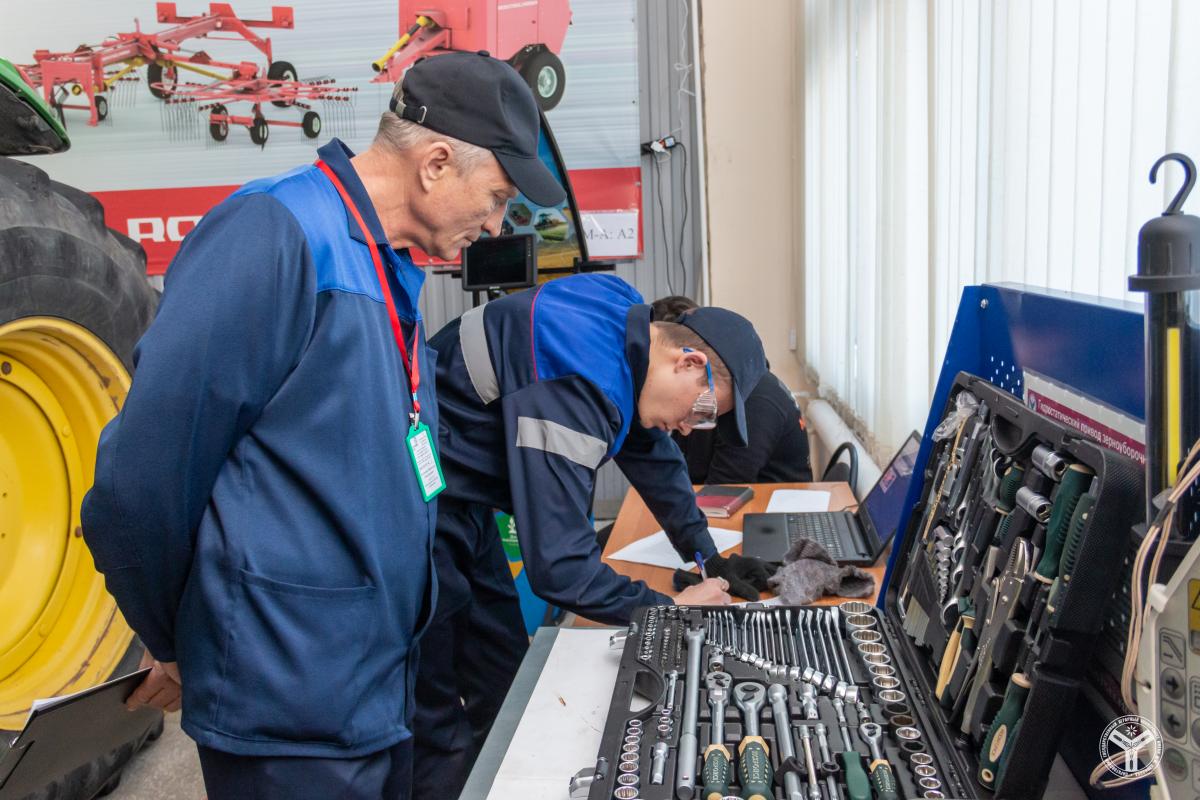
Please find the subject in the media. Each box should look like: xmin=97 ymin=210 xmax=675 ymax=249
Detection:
xmin=487 ymin=629 xmax=620 ymax=799
xmin=765 ymin=489 xmax=831 ymax=513
xmin=606 ymin=527 xmax=743 ymax=570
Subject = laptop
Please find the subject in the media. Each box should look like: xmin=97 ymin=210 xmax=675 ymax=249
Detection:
xmin=742 ymin=430 xmax=922 ymax=566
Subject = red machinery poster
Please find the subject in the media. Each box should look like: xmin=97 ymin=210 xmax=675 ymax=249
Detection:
xmin=1 ymin=0 xmax=642 ymax=275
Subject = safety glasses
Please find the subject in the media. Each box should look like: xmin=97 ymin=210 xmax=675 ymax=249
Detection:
xmin=682 ymin=348 xmax=718 ymax=429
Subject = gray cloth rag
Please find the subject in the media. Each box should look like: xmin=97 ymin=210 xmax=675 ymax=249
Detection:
xmin=767 ymin=538 xmax=876 ymax=604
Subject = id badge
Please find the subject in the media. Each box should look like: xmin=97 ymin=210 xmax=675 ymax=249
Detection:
xmin=406 ymin=421 xmax=446 ymax=502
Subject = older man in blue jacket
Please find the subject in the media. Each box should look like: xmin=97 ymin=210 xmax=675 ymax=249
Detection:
xmin=413 ymin=273 xmax=776 ymax=795
xmin=81 ymin=53 xmax=563 ymax=799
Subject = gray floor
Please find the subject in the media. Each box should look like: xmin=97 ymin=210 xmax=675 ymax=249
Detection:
xmin=108 ymin=713 xmax=204 ymax=800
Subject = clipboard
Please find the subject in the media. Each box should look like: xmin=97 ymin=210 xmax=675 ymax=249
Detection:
xmin=0 ymin=669 xmax=162 ymax=799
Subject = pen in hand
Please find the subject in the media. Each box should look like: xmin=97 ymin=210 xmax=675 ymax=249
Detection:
xmin=695 ymin=551 xmax=707 ymax=579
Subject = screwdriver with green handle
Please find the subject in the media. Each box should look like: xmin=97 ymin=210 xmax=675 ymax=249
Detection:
xmin=832 ymin=697 xmax=871 ymax=800
xmin=1048 ymin=488 xmax=1098 ymax=614
xmin=1032 ymin=463 xmax=1094 ymax=583
xmin=978 ymin=671 xmax=1031 ymax=788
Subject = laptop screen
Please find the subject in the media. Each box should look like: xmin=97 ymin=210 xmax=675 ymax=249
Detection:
xmin=858 ymin=431 xmax=922 ymax=554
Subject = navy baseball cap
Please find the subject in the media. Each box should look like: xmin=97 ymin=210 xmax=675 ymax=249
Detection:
xmin=677 ymin=307 xmax=768 ymax=447
xmin=390 ymin=51 xmax=566 ymax=207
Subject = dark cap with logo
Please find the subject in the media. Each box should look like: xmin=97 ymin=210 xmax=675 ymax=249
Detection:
xmin=390 ymin=51 xmax=565 ymax=208
xmin=676 ymin=307 xmax=768 ymax=448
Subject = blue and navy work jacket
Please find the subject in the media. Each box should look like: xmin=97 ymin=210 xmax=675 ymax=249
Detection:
xmin=82 ymin=140 xmax=438 ymax=758
xmin=430 ymin=273 xmax=718 ymax=624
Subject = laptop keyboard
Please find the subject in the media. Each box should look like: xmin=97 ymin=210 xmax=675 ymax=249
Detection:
xmin=785 ymin=513 xmax=853 ymax=558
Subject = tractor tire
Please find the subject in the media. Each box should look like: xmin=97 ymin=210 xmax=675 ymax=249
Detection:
xmin=94 ymin=94 xmax=109 ymax=122
xmin=517 ymin=47 xmax=565 ymax=111
xmin=145 ymin=61 xmax=177 ymax=100
xmin=0 ymin=156 xmax=160 ymax=799
xmin=267 ymin=60 xmax=297 ymax=108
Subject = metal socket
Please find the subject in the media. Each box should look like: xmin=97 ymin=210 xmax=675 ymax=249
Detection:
xmin=919 ymin=777 xmax=942 ymax=791
xmin=872 ymin=675 xmax=901 ymax=690
xmin=895 ymin=726 xmax=922 ymax=742
xmin=617 ymin=772 xmax=640 ymax=787
xmin=877 ymin=688 xmax=907 ymax=704
xmin=886 ymin=713 xmax=915 ymax=735
xmin=869 ymin=663 xmax=897 ymax=679
xmin=900 ymin=739 xmax=926 ymax=756
xmin=840 ymin=600 xmax=874 ymax=615
xmin=618 ymin=760 xmax=639 ymax=773
xmin=624 ymin=734 xmax=641 ymax=745
xmin=864 ymin=653 xmax=891 ymax=667
xmin=622 ymin=742 xmax=640 ymax=754
xmin=851 ymin=629 xmax=882 ymax=645
xmin=923 ymin=792 xmax=945 ymax=799
xmin=857 ymin=642 xmax=887 ymax=657
xmin=883 ymin=701 xmax=911 ymax=719
xmin=614 ymin=787 xmax=640 ymax=800
xmin=909 ymin=752 xmax=934 ymax=767
xmin=627 ymin=719 xmax=643 ymax=729
xmin=915 ymin=765 xmax=938 ymax=778
xmin=620 ymin=751 xmax=640 ymax=764
xmin=845 ymin=613 xmax=877 ymax=630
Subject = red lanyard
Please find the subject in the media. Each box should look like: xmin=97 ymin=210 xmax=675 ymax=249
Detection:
xmin=315 ymin=160 xmax=421 ymax=421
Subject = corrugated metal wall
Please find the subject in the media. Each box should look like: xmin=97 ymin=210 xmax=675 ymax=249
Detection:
xmin=418 ymin=0 xmax=704 ymax=519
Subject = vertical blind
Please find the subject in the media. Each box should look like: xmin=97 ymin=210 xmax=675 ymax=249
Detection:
xmin=803 ymin=0 xmax=1200 ymax=453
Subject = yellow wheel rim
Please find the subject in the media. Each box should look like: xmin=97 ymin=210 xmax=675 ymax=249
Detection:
xmin=0 ymin=317 xmax=134 ymax=729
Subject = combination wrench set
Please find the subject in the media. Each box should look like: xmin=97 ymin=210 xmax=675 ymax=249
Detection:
xmin=578 ymin=602 xmax=962 ymax=800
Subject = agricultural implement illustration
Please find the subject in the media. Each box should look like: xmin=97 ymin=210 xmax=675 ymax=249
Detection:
xmin=158 ymin=73 xmax=356 ymax=145
xmin=17 ymin=3 xmax=296 ymax=126
xmin=370 ymin=0 xmax=573 ymax=111
xmin=15 ymin=2 xmax=356 ymax=144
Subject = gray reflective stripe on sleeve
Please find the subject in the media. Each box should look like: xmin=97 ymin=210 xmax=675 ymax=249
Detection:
xmin=515 ymin=416 xmax=607 ymax=470
xmin=459 ymin=304 xmax=499 ymax=404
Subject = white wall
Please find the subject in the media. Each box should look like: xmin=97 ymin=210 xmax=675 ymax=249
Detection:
xmin=698 ymin=0 xmax=803 ymax=389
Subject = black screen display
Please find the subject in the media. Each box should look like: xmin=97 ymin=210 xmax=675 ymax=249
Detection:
xmin=461 ymin=235 xmax=534 ymax=290
xmin=859 ymin=431 xmax=922 ymax=552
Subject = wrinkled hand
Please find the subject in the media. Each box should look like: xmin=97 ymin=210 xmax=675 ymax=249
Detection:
xmin=126 ymin=649 xmax=182 ymax=712
xmin=673 ymin=577 xmax=732 ymax=607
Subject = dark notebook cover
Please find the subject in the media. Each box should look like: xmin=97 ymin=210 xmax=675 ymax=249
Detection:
xmin=694 ymin=484 xmax=754 ymax=518
xmin=0 ymin=668 xmax=159 ymax=799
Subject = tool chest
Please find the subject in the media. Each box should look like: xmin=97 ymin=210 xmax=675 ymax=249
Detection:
xmin=580 ymin=371 xmax=1143 ymax=800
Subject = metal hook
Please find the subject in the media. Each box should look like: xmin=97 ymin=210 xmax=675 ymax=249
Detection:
xmin=1149 ymin=152 xmax=1196 ymax=215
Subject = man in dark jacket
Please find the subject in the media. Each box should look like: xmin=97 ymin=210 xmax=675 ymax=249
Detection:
xmin=413 ymin=274 xmax=776 ymax=796
xmin=80 ymin=53 xmax=563 ymax=800
xmin=653 ymin=295 xmax=812 ymax=484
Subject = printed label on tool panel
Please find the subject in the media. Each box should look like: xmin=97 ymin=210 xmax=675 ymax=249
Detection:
xmin=1190 ymin=676 xmax=1200 ymax=715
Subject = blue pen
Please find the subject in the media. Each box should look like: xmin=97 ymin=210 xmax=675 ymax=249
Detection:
xmin=695 ymin=551 xmax=707 ymax=579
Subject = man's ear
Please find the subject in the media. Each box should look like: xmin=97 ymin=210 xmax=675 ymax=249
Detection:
xmin=678 ymin=347 xmax=708 ymax=373
xmin=416 ymin=141 xmax=455 ymax=192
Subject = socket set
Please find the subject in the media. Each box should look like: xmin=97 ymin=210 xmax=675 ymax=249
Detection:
xmin=575 ymin=602 xmax=965 ymax=800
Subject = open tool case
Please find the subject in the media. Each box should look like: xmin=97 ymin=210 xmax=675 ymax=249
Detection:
xmin=581 ymin=371 xmax=1142 ymax=800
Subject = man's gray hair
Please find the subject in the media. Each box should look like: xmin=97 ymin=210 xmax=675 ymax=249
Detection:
xmin=374 ymin=114 xmax=492 ymax=174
